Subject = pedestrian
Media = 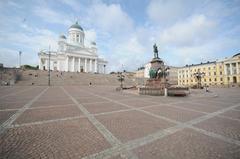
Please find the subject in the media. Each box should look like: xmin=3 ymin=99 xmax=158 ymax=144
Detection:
xmin=206 ymin=85 xmax=209 ymax=92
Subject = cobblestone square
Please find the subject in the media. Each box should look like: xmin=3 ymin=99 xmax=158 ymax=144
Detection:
xmin=133 ymin=128 xmax=240 ymax=159
xmin=0 ymin=86 xmax=240 ymax=159
xmin=82 ymin=101 xmax=129 ymax=114
xmin=13 ymin=105 xmax=83 ymax=124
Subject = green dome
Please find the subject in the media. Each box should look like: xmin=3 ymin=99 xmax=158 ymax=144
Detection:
xmin=70 ymin=22 xmax=83 ymax=31
xmin=59 ymin=35 xmax=66 ymax=39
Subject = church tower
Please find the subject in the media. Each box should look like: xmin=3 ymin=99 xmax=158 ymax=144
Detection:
xmin=68 ymin=22 xmax=85 ymax=47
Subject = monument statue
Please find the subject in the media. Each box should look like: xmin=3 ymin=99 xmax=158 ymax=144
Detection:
xmin=153 ymin=43 xmax=159 ymax=59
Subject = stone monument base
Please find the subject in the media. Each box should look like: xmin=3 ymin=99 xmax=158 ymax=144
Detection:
xmin=138 ymin=79 xmax=168 ymax=96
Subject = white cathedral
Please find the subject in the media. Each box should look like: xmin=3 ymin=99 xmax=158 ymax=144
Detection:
xmin=38 ymin=22 xmax=107 ymax=73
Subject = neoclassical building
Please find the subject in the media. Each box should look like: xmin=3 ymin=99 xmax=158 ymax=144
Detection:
xmin=177 ymin=53 xmax=240 ymax=87
xmin=38 ymin=22 xmax=107 ymax=73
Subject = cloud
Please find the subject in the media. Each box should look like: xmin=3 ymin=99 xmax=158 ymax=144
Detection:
xmin=33 ymin=5 xmax=72 ymax=26
xmin=159 ymin=14 xmax=216 ymax=47
xmin=0 ymin=48 xmax=19 ymax=67
xmin=87 ymin=2 xmax=134 ymax=34
xmin=146 ymin=0 xmax=194 ymax=24
xmin=84 ymin=29 xmax=97 ymax=46
xmin=0 ymin=22 xmax=58 ymax=66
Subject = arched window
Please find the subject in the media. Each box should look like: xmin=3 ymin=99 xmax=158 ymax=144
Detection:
xmin=76 ymin=34 xmax=79 ymax=42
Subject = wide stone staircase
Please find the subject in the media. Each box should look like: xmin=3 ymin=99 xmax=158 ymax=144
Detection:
xmin=15 ymin=70 xmax=136 ymax=86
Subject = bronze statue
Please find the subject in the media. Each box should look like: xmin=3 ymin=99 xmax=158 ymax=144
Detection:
xmin=153 ymin=43 xmax=159 ymax=59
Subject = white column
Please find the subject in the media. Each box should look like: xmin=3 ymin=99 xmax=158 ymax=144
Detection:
xmin=90 ymin=59 xmax=92 ymax=72
xmin=224 ymin=64 xmax=227 ymax=75
xmin=72 ymin=57 xmax=75 ymax=72
xmin=65 ymin=56 xmax=69 ymax=71
xmin=57 ymin=61 xmax=60 ymax=71
xmin=236 ymin=62 xmax=239 ymax=74
xmin=94 ymin=59 xmax=97 ymax=73
xmin=39 ymin=58 xmax=42 ymax=70
xmin=230 ymin=63 xmax=233 ymax=75
xmin=78 ymin=58 xmax=81 ymax=72
xmin=84 ymin=58 xmax=87 ymax=72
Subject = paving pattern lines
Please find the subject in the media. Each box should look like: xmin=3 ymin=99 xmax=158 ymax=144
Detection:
xmin=81 ymin=90 xmax=240 ymax=158
xmin=61 ymin=86 xmax=139 ymax=159
xmin=0 ymin=86 xmax=35 ymax=99
xmin=0 ymin=87 xmax=48 ymax=135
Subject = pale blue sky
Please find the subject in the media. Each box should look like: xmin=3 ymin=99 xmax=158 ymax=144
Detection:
xmin=0 ymin=0 xmax=239 ymax=71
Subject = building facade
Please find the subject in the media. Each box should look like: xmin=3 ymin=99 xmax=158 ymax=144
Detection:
xmin=38 ymin=22 xmax=107 ymax=73
xmin=178 ymin=53 xmax=240 ymax=87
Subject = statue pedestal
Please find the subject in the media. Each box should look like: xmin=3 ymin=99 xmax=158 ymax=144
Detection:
xmin=139 ymin=78 xmax=169 ymax=96
xmin=150 ymin=58 xmax=164 ymax=70
xmin=145 ymin=78 xmax=167 ymax=88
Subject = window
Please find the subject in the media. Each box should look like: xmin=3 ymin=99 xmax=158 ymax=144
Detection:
xmin=209 ymin=78 xmax=211 ymax=82
xmin=204 ymin=79 xmax=206 ymax=82
xmin=214 ymin=78 xmax=217 ymax=81
xmin=214 ymin=72 xmax=216 ymax=75
xmin=220 ymin=78 xmax=223 ymax=81
xmin=208 ymin=67 xmax=210 ymax=70
xmin=220 ymin=71 xmax=222 ymax=75
xmin=209 ymin=72 xmax=211 ymax=76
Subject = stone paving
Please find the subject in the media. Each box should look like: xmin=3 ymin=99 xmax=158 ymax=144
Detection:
xmin=0 ymin=86 xmax=240 ymax=159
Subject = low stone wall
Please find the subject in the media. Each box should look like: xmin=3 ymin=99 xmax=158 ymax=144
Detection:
xmin=138 ymin=87 xmax=164 ymax=96
xmin=167 ymin=87 xmax=189 ymax=96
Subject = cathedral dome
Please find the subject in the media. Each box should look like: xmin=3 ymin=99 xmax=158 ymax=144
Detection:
xmin=69 ymin=22 xmax=83 ymax=31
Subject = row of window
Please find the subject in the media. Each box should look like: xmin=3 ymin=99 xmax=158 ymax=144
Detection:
xmin=70 ymin=33 xmax=83 ymax=43
xmin=179 ymin=65 xmax=223 ymax=74
xmin=179 ymin=77 xmax=223 ymax=83
xmin=179 ymin=71 xmax=223 ymax=78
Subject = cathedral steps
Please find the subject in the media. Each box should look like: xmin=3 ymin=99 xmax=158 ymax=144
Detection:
xmin=15 ymin=70 xmax=135 ymax=86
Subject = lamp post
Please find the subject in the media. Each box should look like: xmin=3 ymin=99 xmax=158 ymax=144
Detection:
xmin=117 ymin=72 xmax=125 ymax=89
xmin=48 ymin=46 xmax=51 ymax=86
xmin=19 ymin=51 xmax=22 ymax=69
xmin=193 ymin=69 xmax=205 ymax=88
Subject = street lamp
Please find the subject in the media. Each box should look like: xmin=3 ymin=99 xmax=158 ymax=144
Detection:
xmin=117 ymin=72 xmax=125 ymax=89
xmin=193 ymin=69 xmax=205 ymax=88
xmin=48 ymin=45 xmax=51 ymax=86
xmin=19 ymin=51 xmax=22 ymax=69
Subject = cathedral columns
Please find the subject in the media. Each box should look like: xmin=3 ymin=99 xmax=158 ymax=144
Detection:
xmin=94 ymin=59 xmax=97 ymax=73
xmin=84 ymin=58 xmax=87 ymax=72
xmin=78 ymin=58 xmax=81 ymax=72
xmin=72 ymin=57 xmax=75 ymax=72
xmin=65 ymin=56 xmax=69 ymax=72
xmin=39 ymin=58 xmax=42 ymax=70
xmin=90 ymin=59 xmax=92 ymax=72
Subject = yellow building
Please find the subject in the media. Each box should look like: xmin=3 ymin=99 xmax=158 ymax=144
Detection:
xmin=178 ymin=53 xmax=240 ymax=87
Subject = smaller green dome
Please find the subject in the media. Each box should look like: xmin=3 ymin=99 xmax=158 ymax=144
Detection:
xmin=59 ymin=35 xmax=66 ymax=39
xmin=70 ymin=22 xmax=83 ymax=31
